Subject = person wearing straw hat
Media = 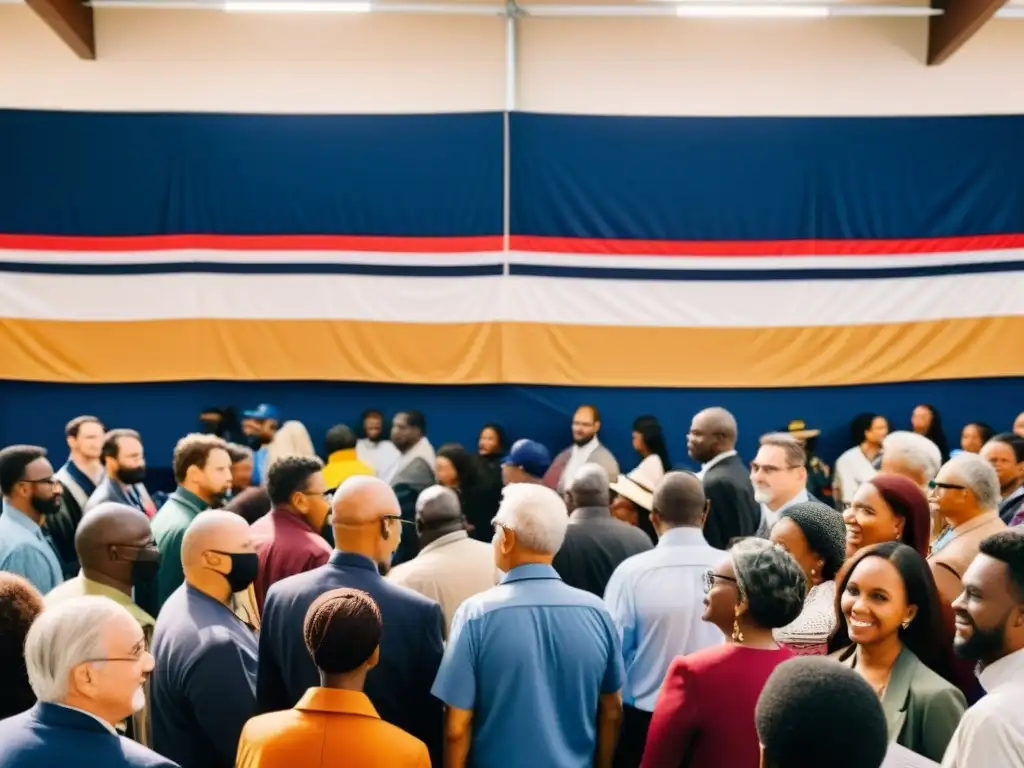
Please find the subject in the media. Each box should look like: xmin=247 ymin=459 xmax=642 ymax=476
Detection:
xmin=781 ymin=419 xmax=836 ymax=510
xmin=609 ymin=460 xmax=664 ymax=544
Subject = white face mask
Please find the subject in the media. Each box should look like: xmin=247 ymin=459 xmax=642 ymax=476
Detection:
xmin=130 ymin=685 xmax=146 ymax=714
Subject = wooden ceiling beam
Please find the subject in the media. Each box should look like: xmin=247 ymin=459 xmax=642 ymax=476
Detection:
xmin=928 ymin=0 xmax=1008 ymax=66
xmin=25 ymin=0 xmax=95 ymax=60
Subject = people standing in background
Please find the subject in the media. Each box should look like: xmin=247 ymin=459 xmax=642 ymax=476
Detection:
xmin=387 ymin=411 xmax=436 ymax=566
xmin=608 ymin=461 xmax=661 ymax=544
xmin=475 ymin=423 xmax=506 ymax=541
xmin=48 ymin=415 xmax=106 ymax=576
xmin=236 ymin=589 xmax=430 ymax=768
xmin=356 ymin=409 xmax=401 ymax=480
xmin=321 ymin=425 xmax=374 ymax=493
xmin=0 ymin=445 xmax=65 ymax=594
xmin=435 ymin=443 xmax=493 ymax=541
xmin=912 ymin=404 xmax=950 ymax=462
xmin=629 ymin=415 xmax=670 ymax=483
xmin=545 ymin=405 xmax=620 ymax=496
xmin=87 ymin=429 xmax=156 ymax=517
xmin=781 ymin=419 xmax=836 ymax=510
xmin=751 ymin=433 xmax=810 ymax=537
xmin=603 ymin=471 xmax=724 ymax=768
xmin=241 ymin=404 xmax=316 ymax=487
xmin=0 ymin=573 xmax=44 ymax=720
xmin=224 ymin=443 xmax=254 ymax=501
xmin=943 ymin=530 xmax=1024 ymax=768
xmin=46 ymin=502 xmax=161 ymax=746
xmin=0 ymin=597 xmax=176 ymax=768
xmin=477 ymin=423 xmax=506 ymax=469
xmin=501 ymin=439 xmax=551 ymax=486
xmin=844 ymin=474 xmax=932 ymax=559
xmin=881 ymin=431 xmax=943 ymax=493
xmin=151 ymin=511 xmax=260 ymax=768
xmin=640 ymin=539 xmax=805 ymax=768
xmin=686 ymin=407 xmax=760 ymax=549
xmin=224 ymin=487 xmax=273 ymax=525
xmin=1014 ymin=412 xmax=1024 ymax=440
xmin=834 ymin=412 xmax=889 ymax=505
xmin=980 ymin=433 xmax=1024 ymax=525
xmin=959 ymin=422 xmax=995 ymax=455
xmin=151 ymin=434 xmax=234 ymax=610
xmin=386 ymin=485 xmax=496 ymax=635
xmin=432 ymin=483 xmax=625 ymax=768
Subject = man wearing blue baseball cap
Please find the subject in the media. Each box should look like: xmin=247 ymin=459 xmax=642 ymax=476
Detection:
xmin=502 ymin=440 xmax=552 ymax=486
xmin=242 ymin=404 xmax=316 ymax=487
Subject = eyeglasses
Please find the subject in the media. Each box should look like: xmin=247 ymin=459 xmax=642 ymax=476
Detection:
xmin=82 ymin=638 xmax=149 ymax=665
xmin=750 ymin=462 xmax=800 ymax=475
xmin=702 ymin=569 xmax=739 ymax=594
xmin=302 ymin=490 xmax=333 ymax=502
xmin=19 ymin=476 xmax=61 ymax=489
xmin=928 ymin=480 xmax=967 ymax=491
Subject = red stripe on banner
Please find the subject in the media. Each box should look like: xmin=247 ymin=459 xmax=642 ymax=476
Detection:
xmin=0 ymin=234 xmax=505 ymax=254
xmin=509 ymin=234 xmax=1024 ymax=256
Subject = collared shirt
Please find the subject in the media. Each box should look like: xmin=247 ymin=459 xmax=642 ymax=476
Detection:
xmin=236 ymin=687 xmax=430 ymax=768
xmin=603 ymin=526 xmax=725 ymax=711
xmin=356 ymin=438 xmax=402 ymax=480
xmin=0 ymin=501 xmax=64 ymax=594
xmin=561 ymin=437 xmax=601 ymax=492
xmin=757 ymin=488 xmax=809 ymax=537
xmin=696 ymin=450 xmax=738 ymax=480
xmin=431 ymin=563 xmax=624 ymax=768
xmin=834 ymin=446 xmax=878 ymax=503
xmin=151 ymin=486 xmax=210 ymax=609
xmin=386 ymin=530 xmax=498 ymax=635
xmin=942 ymin=648 xmax=1024 ymax=767
xmin=250 ymin=506 xmax=332 ymax=613
xmin=151 ymin=584 xmax=258 ymax=768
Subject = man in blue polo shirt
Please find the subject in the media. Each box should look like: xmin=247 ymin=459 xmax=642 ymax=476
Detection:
xmin=432 ymin=483 xmax=625 ymax=768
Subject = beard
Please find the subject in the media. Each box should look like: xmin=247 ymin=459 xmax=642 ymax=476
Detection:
xmin=954 ymin=619 xmax=1007 ymax=663
xmin=753 ymin=486 xmax=773 ymax=504
xmin=130 ymin=684 xmax=147 ymax=713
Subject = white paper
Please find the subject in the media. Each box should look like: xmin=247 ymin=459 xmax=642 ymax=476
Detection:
xmin=882 ymin=743 xmax=940 ymax=768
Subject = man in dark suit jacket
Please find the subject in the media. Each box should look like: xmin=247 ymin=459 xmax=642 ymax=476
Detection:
xmin=86 ymin=429 xmax=156 ymax=518
xmin=257 ymin=476 xmax=445 ymax=765
xmin=687 ymin=407 xmax=760 ymax=549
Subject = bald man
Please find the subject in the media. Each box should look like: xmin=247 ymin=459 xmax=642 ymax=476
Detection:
xmin=387 ymin=485 xmax=497 ymax=634
xmin=150 ymin=511 xmax=259 ymax=768
xmin=687 ymin=407 xmax=760 ymax=549
xmin=552 ymin=464 xmax=653 ymax=597
xmin=257 ymin=475 xmax=444 ymax=765
xmin=46 ymin=502 xmax=161 ymax=746
xmin=604 ymin=471 xmax=725 ymax=765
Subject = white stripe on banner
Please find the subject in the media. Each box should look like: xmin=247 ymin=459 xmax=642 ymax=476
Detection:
xmin=2 ymin=271 xmax=1023 ymax=327
xmin=0 ymin=249 xmax=505 ymax=267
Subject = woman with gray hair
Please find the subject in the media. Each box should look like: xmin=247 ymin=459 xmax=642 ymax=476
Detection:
xmin=641 ymin=538 xmax=806 ymax=768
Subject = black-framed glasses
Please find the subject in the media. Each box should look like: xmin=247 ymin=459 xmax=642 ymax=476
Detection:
xmin=82 ymin=637 xmax=149 ymax=664
xmin=702 ymin=569 xmax=739 ymax=594
xmin=749 ymin=462 xmax=800 ymax=475
xmin=19 ymin=476 xmax=61 ymax=489
xmin=381 ymin=514 xmax=415 ymax=526
xmin=928 ymin=480 xmax=966 ymax=491
xmin=302 ymin=490 xmax=333 ymax=502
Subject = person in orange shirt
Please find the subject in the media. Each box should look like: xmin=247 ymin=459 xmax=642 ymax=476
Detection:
xmin=235 ymin=587 xmax=430 ymax=768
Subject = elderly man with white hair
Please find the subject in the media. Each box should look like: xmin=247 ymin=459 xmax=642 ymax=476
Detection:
xmin=928 ymin=453 xmax=1007 ymax=609
xmin=882 ymin=431 xmax=943 ymax=490
xmin=0 ymin=596 xmax=178 ymax=768
xmin=432 ymin=483 xmax=625 ymax=768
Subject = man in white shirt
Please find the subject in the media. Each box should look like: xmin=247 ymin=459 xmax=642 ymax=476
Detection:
xmin=355 ymin=408 xmax=401 ymax=480
xmin=943 ymin=529 xmax=1024 ymax=768
xmin=751 ymin=433 xmax=809 ymax=537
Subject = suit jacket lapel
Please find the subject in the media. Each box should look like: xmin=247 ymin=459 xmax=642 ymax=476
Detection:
xmin=880 ymin=647 xmax=915 ymax=742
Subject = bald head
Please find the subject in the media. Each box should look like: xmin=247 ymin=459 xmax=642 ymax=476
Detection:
xmin=331 ymin=475 xmax=399 ymax=526
xmin=181 ymin=510 xmax=252 ymax=569
xmin=415 ymin=485 xmax=462 ymax=530
xmin=76 ymin=503 xmax=152 ymax=568
xmin=695 ymin=408 xmax=737 ymax=441
xmin=653 ymin=471 xmax=707 ymax=527
xmin=689 ymin=407 xmax=739 ymax=462
xmin=568 ymin=464 xmax=610 ymax=509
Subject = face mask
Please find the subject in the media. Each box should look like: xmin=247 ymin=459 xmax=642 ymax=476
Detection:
xmin=130 ymin=685 xmax=146 ymax=714
xmin=31 ymin=495 xmax=62 ymax=519
xmin=210 ymin=551 xmax=259 ymax=593
xmin=131 ymin=559 xmax=161 ymax=617
xmin=117 ymin=466 xmax=147 ymax=485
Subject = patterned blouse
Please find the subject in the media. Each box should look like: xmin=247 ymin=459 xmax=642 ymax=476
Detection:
xmin=774 ymin=581 xmax=837 ymax=656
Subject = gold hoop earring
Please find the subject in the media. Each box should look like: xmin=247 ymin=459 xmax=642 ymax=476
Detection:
xmin=732 ymin=606 xmax=745 ymax=643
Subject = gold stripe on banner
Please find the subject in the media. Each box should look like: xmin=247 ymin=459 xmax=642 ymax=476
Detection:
xmin=1 ymin=316 xmax=1022 ymax=386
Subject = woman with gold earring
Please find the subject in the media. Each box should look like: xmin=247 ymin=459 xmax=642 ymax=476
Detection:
xmin=640 ymin=539 xmax=806 ymax=768
xmin=829 ymin=541 xmax=966 ymax=762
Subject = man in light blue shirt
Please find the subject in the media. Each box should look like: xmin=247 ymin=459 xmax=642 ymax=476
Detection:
xmin=603 ymin=470 xmax=724 ymax=766
xmin=0 ymin=445 xmax=65 ymax=595
xmin=432 ymin=483 xmax=624 ymax=768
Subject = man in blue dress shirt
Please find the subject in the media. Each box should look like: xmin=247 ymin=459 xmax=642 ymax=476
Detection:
xmin=150 ymin=511 xmax=259 ymax=768
xmin=432 ymin=483 xmax=625 ymax=768
xmin=0 ymin=445 xmax=65 ymax=594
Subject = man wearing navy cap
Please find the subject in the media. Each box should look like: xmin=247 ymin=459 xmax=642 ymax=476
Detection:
xmin=502 ymin=440 xmax=552 ymax=486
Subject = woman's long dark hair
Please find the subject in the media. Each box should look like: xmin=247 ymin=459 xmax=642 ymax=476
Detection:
xmin=437 ymin=443 xmax=479 ymax=487
xmin=479 ymin=422 xmax=506 ymax=457
xmin=849 ymin=412 xmax=881 ymax=448
xmin=828 ymin=542 xmax=953 ymax=681
xmin=633 ymin=415 xmax=671 ymax=471
xmin=916 ymin=404 xmax=949 ymax=461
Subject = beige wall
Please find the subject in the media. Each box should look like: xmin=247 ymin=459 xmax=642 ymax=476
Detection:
xmin=1 ymin=5 xmax=1023 ymax=115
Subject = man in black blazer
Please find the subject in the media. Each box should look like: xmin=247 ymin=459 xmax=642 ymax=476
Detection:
xmin=687 ymin=407 xmax=760 ymax=549
xmin=256 ymin=475 xmax=444 ymax=764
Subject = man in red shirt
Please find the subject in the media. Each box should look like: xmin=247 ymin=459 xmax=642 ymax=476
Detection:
xmin=250 ymin=456 xmax=332 ymax=613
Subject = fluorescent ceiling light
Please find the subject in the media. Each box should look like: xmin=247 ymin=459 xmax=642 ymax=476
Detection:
xmin=224 ymin=1 xmax=371 ymax=11
xmin=675 ymin=4 xmax=828 ymax=16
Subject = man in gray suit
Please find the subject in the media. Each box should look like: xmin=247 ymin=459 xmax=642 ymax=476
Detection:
xmin=388 ymin=410 xmax=436 ymax=566
xmin=544 ymin=405 xmax=620 ymax=496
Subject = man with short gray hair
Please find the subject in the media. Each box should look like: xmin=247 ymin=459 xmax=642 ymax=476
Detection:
xmin=386 ymin=485 xmax=497 ymax=635
xmin=554 ymin=464 xmax=653 ymax=597
xmin=0 ymin=596 xmax=177 ymax=768
xmin=928 ymin=453 xmax=1007 ymax=609
xmin=432 ymin=483 xmax=625 ymax=768
xmin=882 ymin=431 xmax=943 ymax=491
xmin=751 ymin=433 xmax=809 ymax=537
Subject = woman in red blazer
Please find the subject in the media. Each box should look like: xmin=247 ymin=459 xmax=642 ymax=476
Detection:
xmin=640 ymin=538 xmax=806 ymax=768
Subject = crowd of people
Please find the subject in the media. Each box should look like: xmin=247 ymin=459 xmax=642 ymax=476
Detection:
xmin=0 ymin=401 xmax=1022 ymax=768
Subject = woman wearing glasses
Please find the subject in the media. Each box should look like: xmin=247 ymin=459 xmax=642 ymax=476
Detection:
xmin=829 ymin=541 xmax=965 ymax=762
xmin=843 ymin=474 xmax=931 ymax=559
xmin=640 ymin=539 xmax=805 ymax=768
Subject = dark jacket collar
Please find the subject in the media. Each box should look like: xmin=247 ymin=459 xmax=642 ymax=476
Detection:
xmin=569 ymin=506 xmax=612 ymax=522
xmin=328 ymin=550 xmax=380 ymax=573
xmin=34 ymin=702 xmax=116 ymax=736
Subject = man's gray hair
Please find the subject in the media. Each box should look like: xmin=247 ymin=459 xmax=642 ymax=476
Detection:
xmin=24 ymin=596 xmax=133 ymax=703
xmin=758 ymin=433 xmax=806 ymax=468
xmin=882 ymin=431 xmax=941 ymax=482
xmin=945 ymin=453 xmax=1001 ymax=511
xmin=730 ymin=538 xmax=806 ymax=630
xmin=415 ymin=485 xmax=462 ymax=525
xmin=494 ymin=483 xmax=568 ymax=555
xmin=568 ymin=464 xmax=610 ymax=507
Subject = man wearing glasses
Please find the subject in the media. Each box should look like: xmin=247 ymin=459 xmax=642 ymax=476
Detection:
xmin=257 ymin=475 xmax=445 ymax=766
xmin=0 ymin=596 xmax=177 ymax=768
xmin=0 ymin=444 xmax=65 ymax=594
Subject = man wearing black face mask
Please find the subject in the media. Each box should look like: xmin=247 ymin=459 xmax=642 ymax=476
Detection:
xmin=151 ymin=510 xmax=260 ymax=768
xmin=45 ymin=501 xmax=161 ymax=747
xmin=0 ymin=444 xmax=65 ymax=594
xmin=86 ymin=429 xmax=157 ymax=518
